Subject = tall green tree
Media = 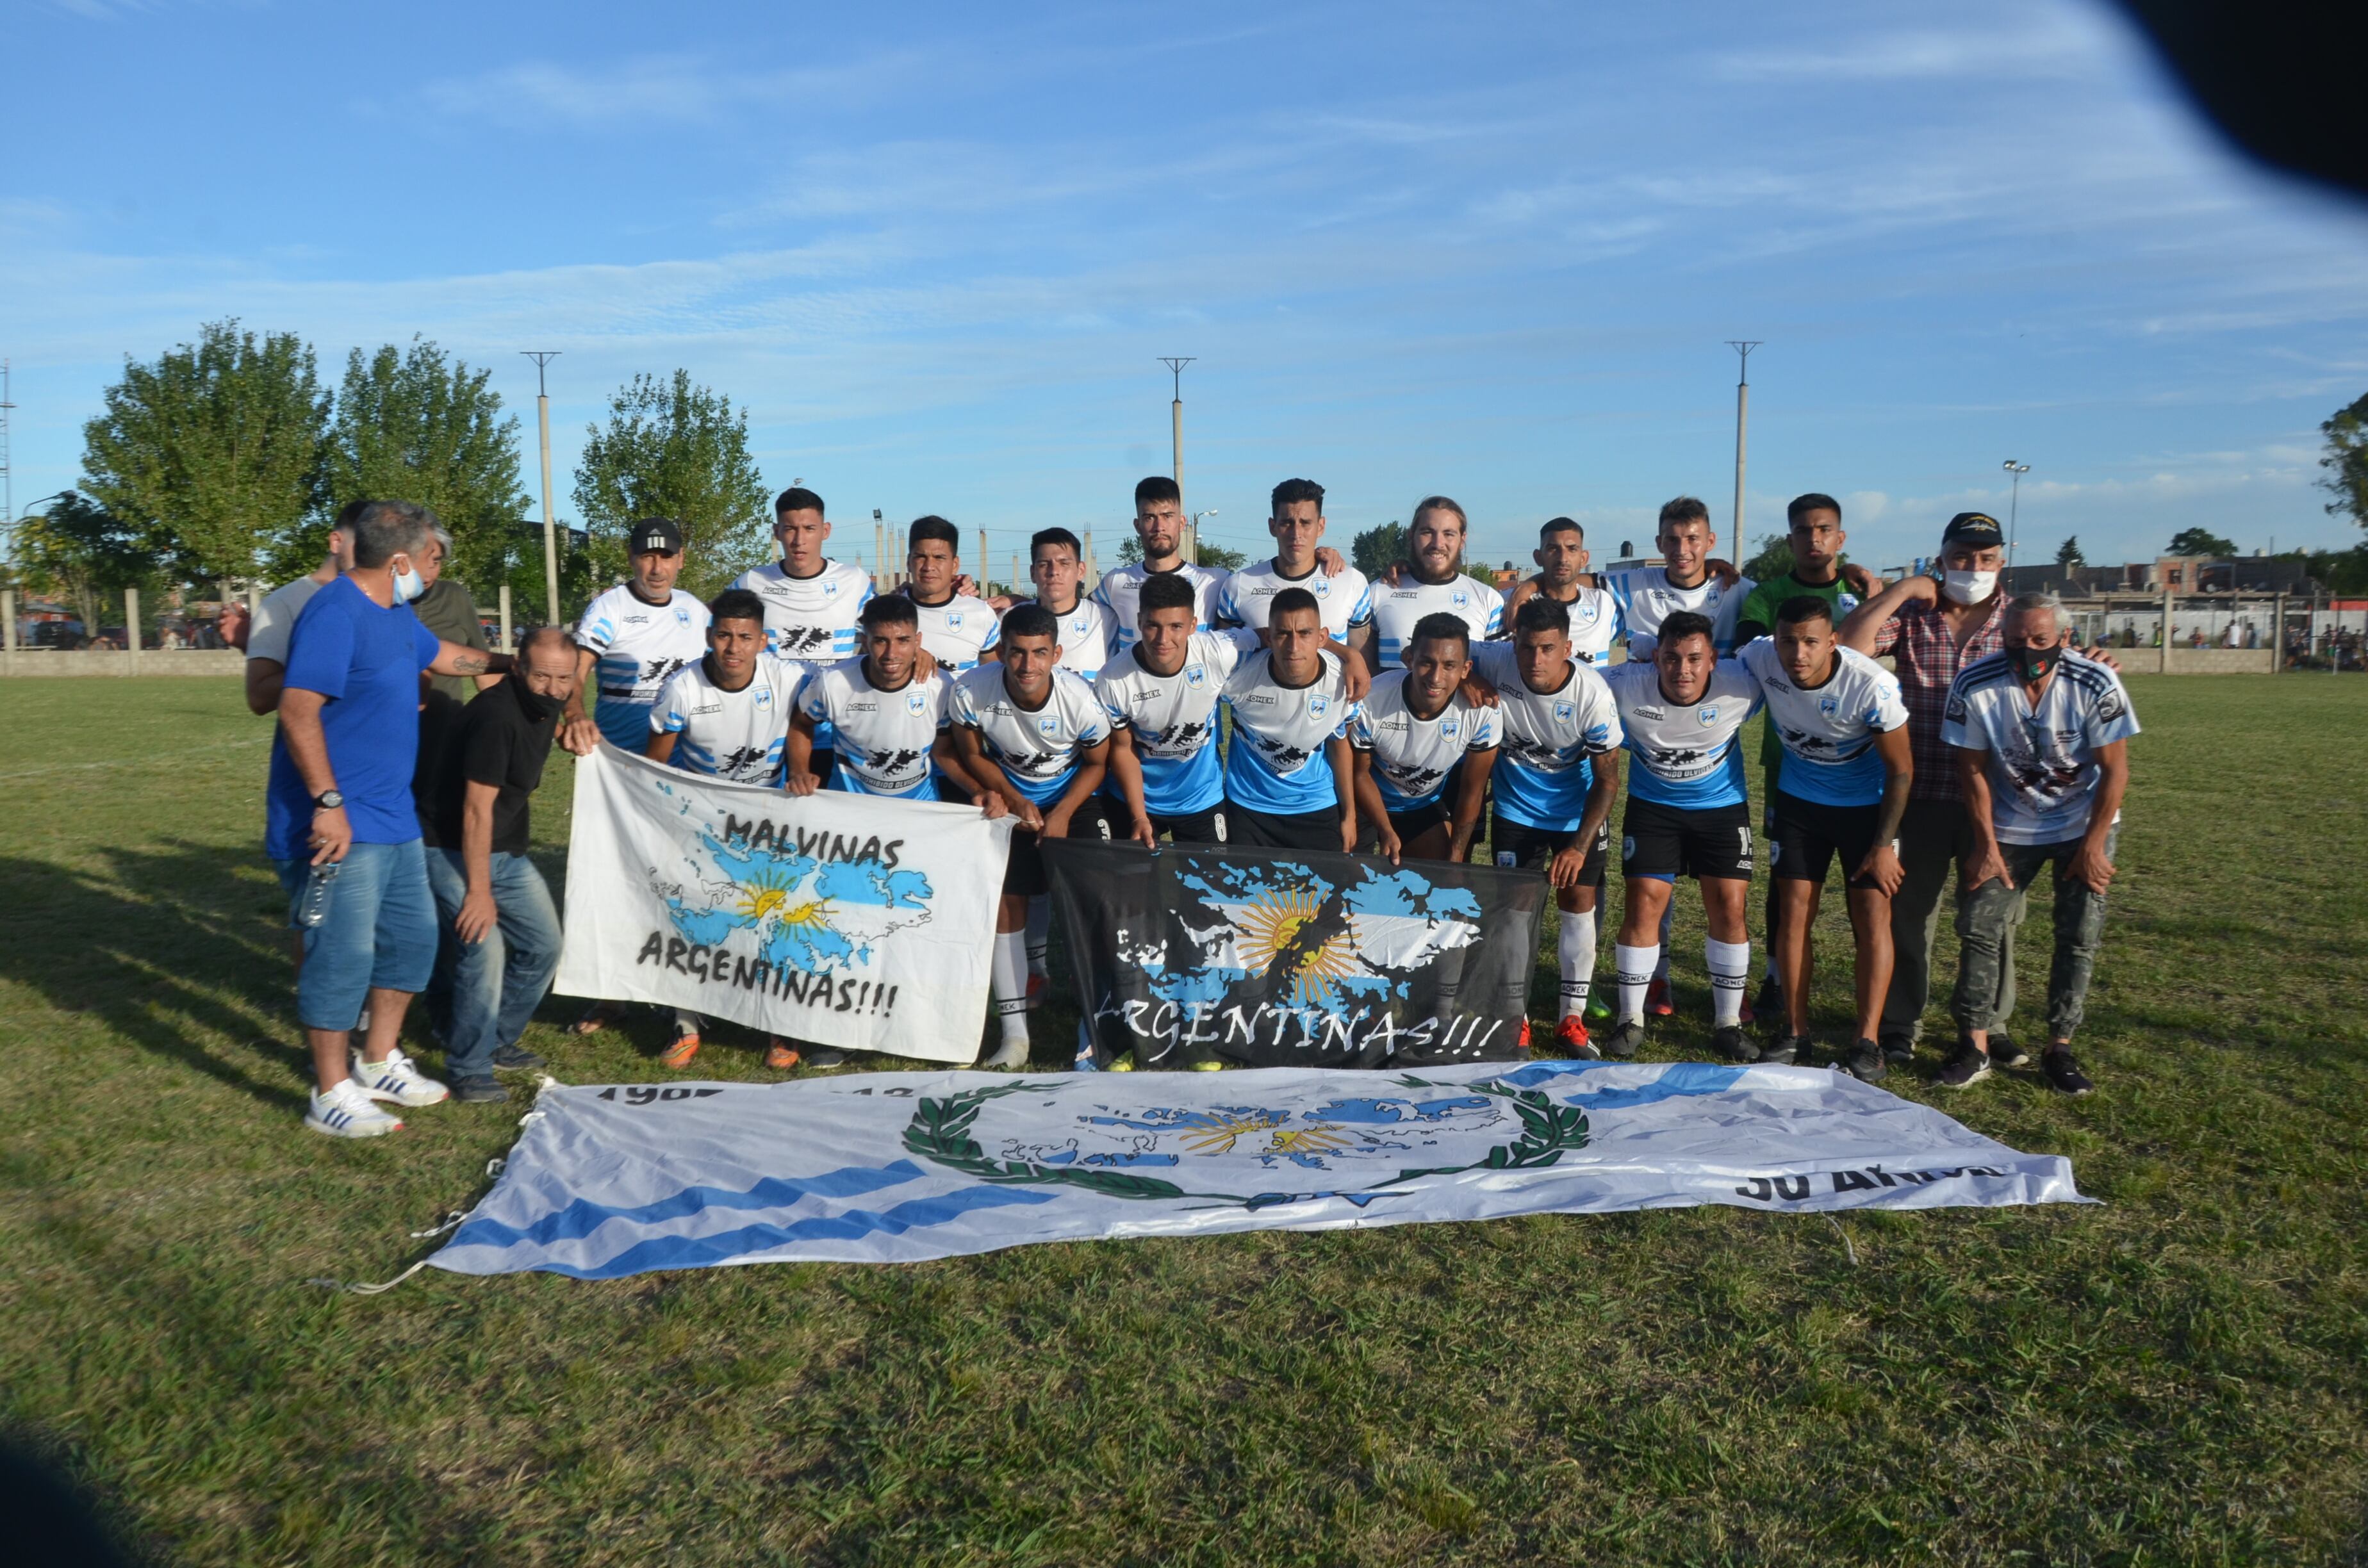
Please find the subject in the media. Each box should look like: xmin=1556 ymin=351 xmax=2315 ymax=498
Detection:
xmin=1117 ymin=534 xmax=1247 ymax=570
xmin=1739 ymin=532 xmax=1794 ymax=584
xmin=79 ymin=320 xmax=329 ymax=585
xmin=2055 ymin=535 xmax=2085 ymax=568
xmin=1350 ymin=522 xmax=1406 ymax=578
xmin=2320 ymin=391 xmax=2368 ymax=530
xmin=320 ymin=336 xmax=530 ymax=595
xmin=12 ymin=493 xmax=155 ymax=633
xmin=573 ymin=371 xmax=771 ymax=600
xmin=2167 ymin=527 xmax=2237 ymax=557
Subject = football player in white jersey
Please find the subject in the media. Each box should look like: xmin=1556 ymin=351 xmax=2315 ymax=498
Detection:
xmin=950 ymin=604 xmax=1112 ymax=1069
xmin=1736 ymin=598 xmax=1912 ymax=1080
xmin=1367 ymin=495 xmax=1504 ymax=670
xmin=894 ymin=514 xmax=1001 ymax=671
xmin=732 ymin=486 xmax=876 ymax=779
xmin=1501 ymin=517 xmax=1622 ymax=665
xmin=1463 ymin=597 xmax=1625 ymax=1054
xmin=1218 ymin=478 xmax=1376 ymax=660
xmin=1221 ymin=589 xmax=1362 ymax=853
xmin=641 ymin=589 xmax=814 ymax=1073
xmin=1021 ymin=527 xmax=1115 ymax=676
xmin=1098 ymin=572 xmax=1254 ymax=847
xmin=1094 ymin=475 xmax=1233 ymax=653
xmin=1598 ymin=610 xmax=1766 ymax=1061
xmin=1351 ymin=613 xmax=1499 ymax=865
xmin=1603 ymin=496 xmax=1736 ymax=665
xmin=787 ymin=595 xmax=959 ymax=802
xmin=568 ymin=517 xmax=712 ymax=751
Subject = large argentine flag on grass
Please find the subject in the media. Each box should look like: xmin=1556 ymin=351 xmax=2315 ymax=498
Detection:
xmin=431 ymin=1063 xmax=2091 ymax=1280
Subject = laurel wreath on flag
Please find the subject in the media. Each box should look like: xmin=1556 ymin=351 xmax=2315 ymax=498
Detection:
xmin=901 ymin=1071 xmax=1590 ymax=1211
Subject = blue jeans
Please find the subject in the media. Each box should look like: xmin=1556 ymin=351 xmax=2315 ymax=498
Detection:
xmin=292 ymin=839 xmax=438 ymax=1033
xmin=423 ymin=847 xmax=563 ymax=1081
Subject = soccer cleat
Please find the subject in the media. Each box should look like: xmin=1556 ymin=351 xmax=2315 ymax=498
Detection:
xmin=1843 ymin=1038 xmax=1887 ymax=1083
xmin=1644 ymin=977 xmax=1675 ymax=1017
xmin=492 ymin=1044 xmax=545 ymax=1071
xmin=764 ymin=1038 xmax=802 ymax=1070
xmin=1584 ymin=995 xmax=1612 ymax=1024
xmin=1189 ymin=1059 xmax=1226 ymax=1072
xmin=1987 ymin=1033 xmax=2030 ymax=1070
xmin=1108 ymin=1054 xmax=1136 ymax=1072
xmin=980 ymin=1038 xmax=1028 ymax=1071
xmin=305 ymin=1080 xmax=402 ymax=1139
xmin=802 ymin=1047 xmax=848 ymax=1069
xmin=1602 ymin=1020 xmax=1645 ymax=1060
xmin=1025 ymin=972 xmax=1051 ymax=1011
xmin=1518 ymin=1018 xmax=1533 ymax=1052
xmin=1712 ymin=1025 xmax=1757 ymax=1063
xmin=659 ymin=1027 xmax=702 ymax=1070
xmin=1936 ymin=1043 xmax=1991 ymax=1088
xmin=349 ymin=1049 xmax=448 ymax=1107
xmin=1555 ymin=1014 xmax=1600 ymax=1060
xmin=1759 ymin=1034 xmax=1806 ymax=1067
xmin=449 ymin=1076 xmax=507 ymax=1104
xmin=1879 ymin=1033 xmax=1916 ymax=1066
xmin=1750 ymin=974 xmax=1781 ymax=1027
xmin=2041 ymin=1049 xmax=2093 ymax=1096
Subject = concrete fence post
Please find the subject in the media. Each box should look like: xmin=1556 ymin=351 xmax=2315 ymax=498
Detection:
xmin=2160 ymin=588 xmax=2173 ymax=674
xmin=2 ymin=589 xmax=15 ymax=669
xmin=498 ymin=584 xmax=514 ymax=653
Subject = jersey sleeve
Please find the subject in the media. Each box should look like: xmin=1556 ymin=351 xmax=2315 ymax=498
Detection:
xmin=1579 ymin=670 xmax=1624 ymax=753
xmin=1347 ymin=576 xmax=1374 ymax=628
xmin=1481 ymin=593 xmax=1504 ymax=637
xmin=1939 ymin=673 xmax=1978 ymax=748
xmin=648 ymin=670 xmax=691 ymax=735
xmin=1205 ymin=630 xmax=1255 ymax=681
xmin=1094 ymin=666 xmax=1133 ymax=731
xmin=1213 ymin=576 xmax=1242 ymax=626
xmin=245 ymin=590 xmax=297 ymax=665
xmin=1067 ymin=675 xmax=1112 ymax=745
xmin=977 ymin=608 xmax=1002 ymax=654
xmin=1710 ymin=586 xmax=1747 ymax=653
xmin=2085 ymin=672 xmax=2141 ymax=747
xmin=1867 ymin=668 xmax=1910 ymax=732
xmin=927 ymin=677 xmax=952 ymax=728
xmin=1466 ymin=639 xmax=1517 ymax=686
xmin=575 ymin=591 xmax=618 ymax=655
xmin=1467 ymin=704 xmax=1500 ymax=751
xmin=1348 ymin=702 xmax=1376 ymax=751
xmin=796 ymin=671 xmax=832 ymax=724
xmin=950 ymin=675 xmax=983 ymax=730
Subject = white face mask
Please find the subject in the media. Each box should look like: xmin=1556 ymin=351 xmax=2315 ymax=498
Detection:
xmin=1941 ymin=568 xmax=1997 ymax=606
xmin=392 ymin=557 xmax=427 ymax=603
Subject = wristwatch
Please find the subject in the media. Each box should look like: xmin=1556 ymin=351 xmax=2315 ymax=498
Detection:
xmin=313 ymin=789 xmax=345 ymax=812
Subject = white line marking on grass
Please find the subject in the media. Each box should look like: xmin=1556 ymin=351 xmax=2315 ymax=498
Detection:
xmin=0 ymin=734 xmax=270 ymax=781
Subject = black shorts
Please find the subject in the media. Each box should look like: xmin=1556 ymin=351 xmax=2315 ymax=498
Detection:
xmin=808 ymin=748 xmax=837 ymax=786
xmin=1224 ymin=800 xmax=1341 ymax=852
xmin=1063 ymin=795 xmax=1119 ymax=842
xmin=1771 ymin=790 xmax=1886 ymax=888
xmin=1621 ymin=797 xmax=1754 ymax=882
xmin=1489 ymin=810 xmax=1607 ymax=886
xmin=1152 ymin=806 xmax=1227 ymax=844
xmin=1386 ymin=797 xmax=1451 ymax=844
xmin=1003 ymin=827 xmax=1048 ymax=896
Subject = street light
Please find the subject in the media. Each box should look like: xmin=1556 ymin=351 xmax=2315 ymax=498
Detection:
xmin=2002 ymin=461 xmax=2030 ymax=576
xmin=1190 ymin=509 xmax=1217 ymax=566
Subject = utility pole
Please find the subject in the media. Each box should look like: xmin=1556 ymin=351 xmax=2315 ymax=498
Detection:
xmin=0 ymin=359 xmax=15 ymax=560
xmin=2002 ymin=461 xmax=2031 ymax=575
xmin=1160 ymin=357 xmax=1194 ymax=564
xmin=1725 ymin=341 xmax=1759 ymax=549
xmin=522 ymin=352 xmax=563 ymax=626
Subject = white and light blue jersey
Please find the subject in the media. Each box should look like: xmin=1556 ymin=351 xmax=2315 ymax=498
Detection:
xmin=1027 ymin=595 xmax=1115 ymax=676
xmin=1602 ymin=566 xmax=1730 ymax=662
xmin=1369 ymin=573 xmax=1502 ymax=667
xmin=1094 ymin=562 xmax=1231 ymax=655
xmin=1217 ymin=559 xmax=1374 ymax=641
xmin=1513 ymin=583 xmax=1622 ymax=665
xmin=1943 ymin=649 xmax=2139 ymax=844
xmin=905 ymin=589 xmax=1001 ymax=672
xmin=648 ymin=653 xmax=809 ymax=786
xmin=953 ymin=665 xmax=1111 ymax=807
xmin=1599 ymin=660 xmax=1763 ymax=810
xmin=1093 ymin=630 xmax=1254 ymax=816
xmin=1219 ymin=649 xmax=1359 ymax=814
xmin=575 ymin=584 xmax=711 ymax=750
xmin=796 ymin=657 xmax=948 ymax=801
xmin=1350 ymin=670 xmax=1499 ymax=812
xmin=732 ymin=559 xmax=876 ymax=751
xmin=1467 ymin=642 xmax=1622 ymax=830
xmin=1736 ymin=637 xmax=1909 ymax=808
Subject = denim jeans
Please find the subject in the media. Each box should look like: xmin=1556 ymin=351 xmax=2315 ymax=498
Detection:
xmin=292 ymin=839 xmax=438 ymax=1033
xmin=1882 ymin=797 xmax=2018 ymax=1042
xmin=423 ymin=848 xmax=564 ymax=1082
xmin=1951 ymin=829 xmax=2115 ymax=1045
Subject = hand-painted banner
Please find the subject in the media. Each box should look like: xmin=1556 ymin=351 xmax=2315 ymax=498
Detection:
xmin=430 ymin=1061 xmax=2091 ymax=1279
xmin=1044 ymin=838 xmax=1544 ymax=1070
xmin=554 ymin=742 xmax=1013 ymax=1063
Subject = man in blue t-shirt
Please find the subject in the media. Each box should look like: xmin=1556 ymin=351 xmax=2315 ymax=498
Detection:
xmin=268 ymin=500 xmax=522 ymax=1140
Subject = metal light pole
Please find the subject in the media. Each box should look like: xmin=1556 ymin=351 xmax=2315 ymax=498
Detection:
xmin=523 ymin=352 xmax=563 ymax=625
xmin=1726 ymin=341 xmax=1759 ymax=548
xmin=1160 ymin=357 xmax=1195 ymax=563
xmin=1191 ymin=509 xmax=1219 ymax=567
xmin=2002 ymin=460 xmax=2030 ymax=575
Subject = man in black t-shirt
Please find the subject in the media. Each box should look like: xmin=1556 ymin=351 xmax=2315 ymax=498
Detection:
xmin=420 ymin=628 xmax=584 ymax=1101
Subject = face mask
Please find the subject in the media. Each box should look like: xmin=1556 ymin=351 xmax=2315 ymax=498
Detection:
xmin=512 ymin=682 xmax=563 ymax=721
xmin=391 ymin=557 xmax=426 ymax=603
xmin=2010 ymin=641 xmax=2064 ymax=682
xmin=1941 ymin=569 xmax=1997 ymax=605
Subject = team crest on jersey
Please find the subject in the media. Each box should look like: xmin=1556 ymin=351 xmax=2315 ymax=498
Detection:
xmin=905 ymin=691 xmax=929 ymax=716
xmin=1037 ymin=715 xmax=1061 ymax=736
xmin=753 ymin=687 xmax=773 ymax=710
xmin=1576 ymin=601 xmax=1601 ymax=624
xmin=947 ymin=612 xmax=964 ymax=629
xmin=1554 ymin=701 xmax=1575 ymax=724
xmin=1442 ymin=717 xmax=1459 ymax=740
xmin=1697 ymin=705 xmax=1719 ymax=725
xmin=1309 ymin=695 xmax=1330 ymax=718
xmin=1451 ymin=589 xmax=1470 ymax=609
xmin=823 ymin=580 xmax=840 ymax=596
xmin=1313 ymin=578 xmax=1331 ymax=597
xmin=673 ymin=606 xmax=692 ymax=626
xmin=1818 ymin=694 xmax=1840 ymax=717
xmin=1185 ymin=666 xmax=1206 ymax=686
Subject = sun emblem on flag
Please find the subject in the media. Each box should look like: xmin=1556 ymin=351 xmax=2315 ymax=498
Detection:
xmin=1233 ymin=886 xmax=1361 ymax=1005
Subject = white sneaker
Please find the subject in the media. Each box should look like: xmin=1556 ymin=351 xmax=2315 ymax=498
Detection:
xmin=980 ymin=1038 xmax=1029 ymax=1071
xmin=349 ymin=1047 xmax=450 ymax=1107
xmin=306 ymin=1079 xmax=402 ymax=1139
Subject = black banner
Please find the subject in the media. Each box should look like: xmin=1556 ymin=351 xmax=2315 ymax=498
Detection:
xmin=1044 ymin=838 xmax=1545 ymax=1070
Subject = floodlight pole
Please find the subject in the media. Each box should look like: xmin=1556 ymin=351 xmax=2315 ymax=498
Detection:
xmin=1727 ymin=341 xmax=1759 ymax=549
xmin=523 ymin=352 xmax=563 ymax=625
xmin=2002 ymin=461 xmax=2030 ymax=574
xmin=1160 ymin=357 xmax=1194 ymax=563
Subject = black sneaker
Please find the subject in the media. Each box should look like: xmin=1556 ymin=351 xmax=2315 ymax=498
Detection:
xmin=1760 ymin=1034 xmax=1807 ymax=1066
xmin=1987 ymin=1033 xmax=2030 ymax=1070
xmin=1712 ymin=1025 xmax=1757 ymax=1063
xmin=1602 ymin=1021 xmax=1645 ymax=1060
xmin=2041 ymin=1049 xmax=2093 ymax=1096
xmin=1843 ymin=1038 xmax=1887 ymax=1082
xmin=492 ymin=1044 xmax=545 ymax=1071
xmin=1936 ymin=1044 xmax=1991 ymax=1088
xmin=1879 ymin=1033 xmax=1915 ymax=1066
xmin=1750 ymin=974 xmax=1782 ymax=1025
xmin=450 ymin=1076 xmax=507 ymax=1104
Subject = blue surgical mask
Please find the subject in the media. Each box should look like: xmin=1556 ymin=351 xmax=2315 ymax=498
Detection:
xmin=392 ymin=558 xmax=426 ymax=603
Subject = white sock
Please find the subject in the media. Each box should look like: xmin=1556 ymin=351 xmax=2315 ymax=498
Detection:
xmin=1558 ymin=908 xmax=1598 ymax=1019
xmin=1616 ymin=943 xmax=1659 ymax=1025
xmin=1707 ymin=938 xmax=1751 ymax=1028
xmin=673 ymin=1008 xmax=703 ymax=1034
xmin=1026 ymin=897 xmax=1051 ymax=979
xmin=992 ymin=931 xmax=1030 ymax=1044
xmin=1653 ymin=903 xmax=1674 ymax=982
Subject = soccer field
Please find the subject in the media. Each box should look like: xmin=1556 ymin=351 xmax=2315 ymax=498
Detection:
xmin=2 ymin=674 xmax=2363 ymax=1565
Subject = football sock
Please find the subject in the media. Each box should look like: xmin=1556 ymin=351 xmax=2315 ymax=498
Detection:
xmin=992 ymin=932 xmax=1030 ymax=1044
xmin=1616 ymin=944 xmax=1659 ymax=1025
xmin=1707 ymin=938 xmax=1751 ymax=1027
xmin=672 ymin=1008 xmax=703 ymax=1035
xmin=1026 ymin=898 xmax=1051 ymax=979
xmin=1653 ymin=903 xmax=1674 ymax=982
xmin=1558 ymin=908 xmax=1598 ymax=1018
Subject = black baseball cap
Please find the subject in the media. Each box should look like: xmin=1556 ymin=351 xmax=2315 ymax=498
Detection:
xmin=629 ymin=518 xmax=684 ymax=555
xmin=1942 ymin=512 xmax=2004 ymax=548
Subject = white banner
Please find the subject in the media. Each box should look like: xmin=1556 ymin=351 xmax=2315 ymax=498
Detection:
xmin=431 ymin=1061 xmax=2093 ymax=1279
xmin=555 ymin=743 xmax=1014 ymax=1063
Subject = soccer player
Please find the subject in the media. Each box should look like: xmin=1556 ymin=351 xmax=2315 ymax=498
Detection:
xmin=568 ymin=517 xmax=711 ymax=752
xmin=1501 ymin=517 xmax=1621 ymax=665
xmin=1735 ymin=598 xmax=1912 ymax=1079
xmin=645 ymin=588 xmax=818 ymax=1070
xmin=787 ymin=594 xmax=952 ymax=802
xmin=1219 ymin=588 xmax=1362 ymax=852
xmin=896 ymin=515 xmax=1001 ymax=671
xmin=1218 ymin=478 xmax=1376 ymax=660
xmin=1367 ymin=496 xmax=1503 ymax=670
xmin=1939 ymin=594 xmax=2138 ymax=1095
xmin=1096 ymin=571 xmax=1253 ymax=847
xmin=733 ymin=486 xmax=875 ymax=782
xmin=1597 ymin=610 xmax=1764 ymax=1061
xmin=1096 ymin=477 xmax=1235 ymax=652
xmin=1351 ymin=612 xmax=1499 ymax=865
xmin=950 ymin=605 xmax=1112 ymax=1068
xmin=1022 ymin=527 xmax=1116 ymax=677
xmin=1602 ymin=496 xmax=1736 ymax=664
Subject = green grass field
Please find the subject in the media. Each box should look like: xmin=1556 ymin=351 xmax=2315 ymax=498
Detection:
xmin=3 ymin=674 xmax=2364 ymax=1565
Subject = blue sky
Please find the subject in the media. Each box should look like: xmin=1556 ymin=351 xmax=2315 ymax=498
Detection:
xmin=5 ymin=0 xmax=2366 ymax=580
